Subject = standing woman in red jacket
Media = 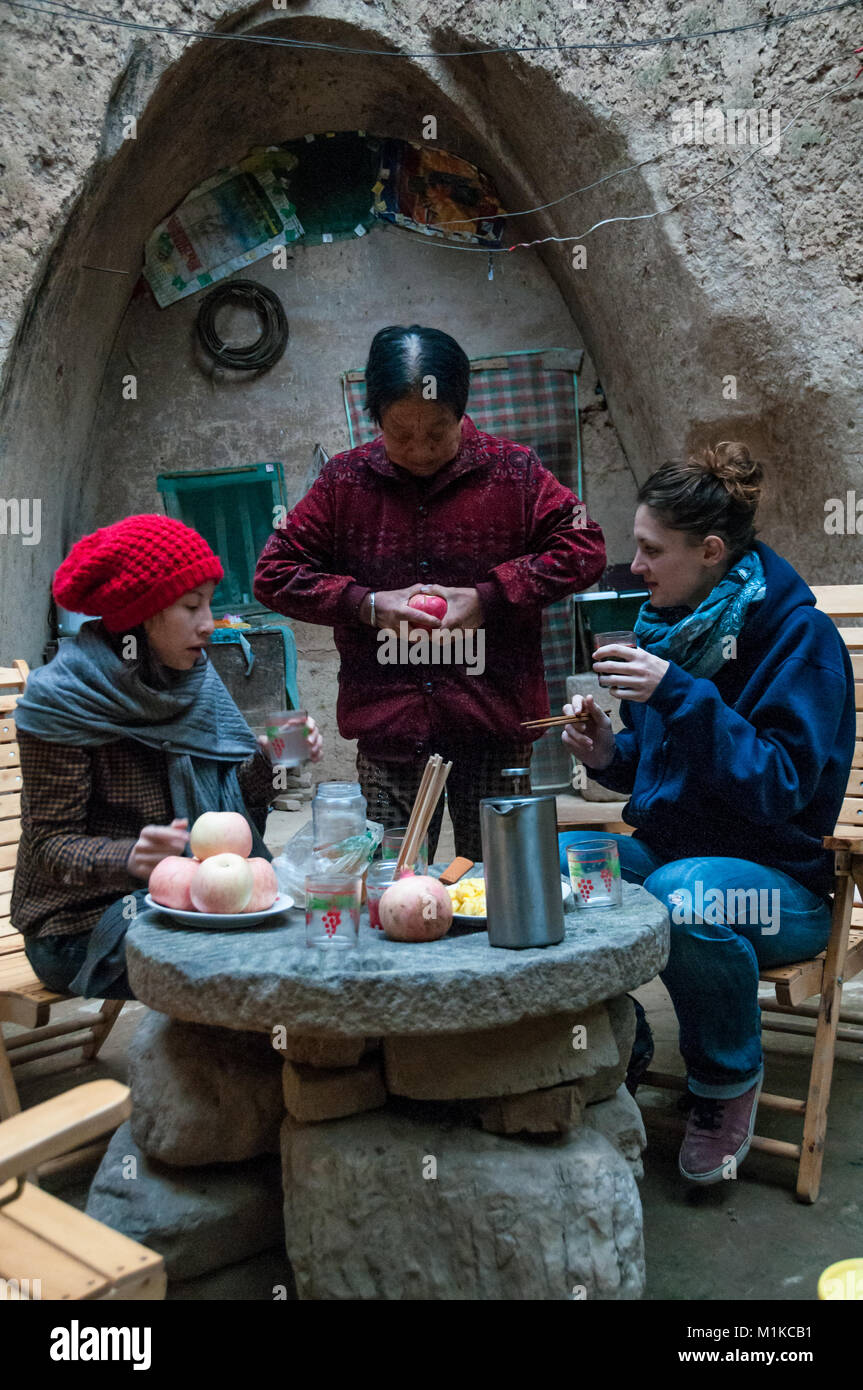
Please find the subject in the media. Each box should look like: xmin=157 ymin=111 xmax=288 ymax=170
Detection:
xmin=254 ymin=324 xmax=606 ymax=859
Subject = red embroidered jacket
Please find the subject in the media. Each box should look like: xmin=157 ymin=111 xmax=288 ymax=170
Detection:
xmin=254 ymin=415 xmax=606 ymax=760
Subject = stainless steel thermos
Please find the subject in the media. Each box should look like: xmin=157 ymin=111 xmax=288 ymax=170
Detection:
xmin=479 ymin=791 xmax=565 ymax=949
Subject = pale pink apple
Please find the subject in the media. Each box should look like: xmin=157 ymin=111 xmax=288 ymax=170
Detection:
xmin=408 ymin=594 xmax=448 ymax=621
xmin=190 ymin=853 xmax=254 ymax=914
xmin=189 ymin=811 xmax=253 ymax=861
xmin=243 ymin=857 xmax=279 ymax=913
xmin=148 ymin=856 xmax=200 ymax=911
xmin=379 ymin=874 xmax=453 ymax=942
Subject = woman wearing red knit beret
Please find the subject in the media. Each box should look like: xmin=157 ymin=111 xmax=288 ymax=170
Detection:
xmin=11 ymin=515 xmax=322 ymax=998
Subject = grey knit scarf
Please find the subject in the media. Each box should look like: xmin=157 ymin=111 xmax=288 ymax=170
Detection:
xmin=14 ymin=620 xmax=269 ymax=857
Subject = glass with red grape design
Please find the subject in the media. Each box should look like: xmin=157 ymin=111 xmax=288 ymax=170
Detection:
xmin=305 ymin=873 xmax=362 ymax=947
xmin=566 ymin=839 xmax=622 ymax=909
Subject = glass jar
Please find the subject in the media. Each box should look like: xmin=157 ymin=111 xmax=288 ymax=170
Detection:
xmin=312 ymin=781 xmax=367 ymax=851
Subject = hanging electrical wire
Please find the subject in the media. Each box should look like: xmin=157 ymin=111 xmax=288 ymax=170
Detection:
xmin=196 ymin=280 xmax=288 ymax=372
xmin=405 ymin=69 xmax=861 ymax=254
xmin=3 ymin=0 xmax=861 ymax=59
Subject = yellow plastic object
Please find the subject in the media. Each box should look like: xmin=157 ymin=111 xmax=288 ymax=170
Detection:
xmin=818 ymin=1259 xmax=863 ymax=1299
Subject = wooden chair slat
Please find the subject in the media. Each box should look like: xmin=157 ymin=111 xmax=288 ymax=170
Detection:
xmin=813 ymin=585 xmax=863 ymax=618
xmin=0 ymin=719 xmax=16 ymax=742
xmin=853 ymin=653 xmax=863 ymax=680
xmin=0 ymin=746 xmax=20 ymax=769
xmin=0 ymin=1080 xmax=130 ymax=1184
xmin=0 ymin=868 xmax=16 ymax=893
xmin=0 ymin=957 xmax=50 ymax=990
xmin=0 ymin=843 xmax=18 ymax=871
xmin=0 ymin=696 xmax=22 ymax=713
xmin=760 ymin=955 xmax=824 ymax=1007
xmin=0 ymin=1201 xmax=111 ymax=1299
xmin=838 ymin=798 xmax=863 ymax=828
xmin=0 ymin=1181 xmax=164 ymax=1294
xmin=839 ymin=627 xmax=863 ymax=649
xmin=846 ymin=769 xmax=863 ymax=798
xmin=0 ymin=820 xmax=21 ymax=848
xmin=853 ymin=746 xmax=863 ymax=769
xmin=0 ymin=895 xmax=12 ymax=917
xmin=0 ymin=768 xmax=23 ymax=794
xmin=0 ymin=792 xmax=22 ymax=818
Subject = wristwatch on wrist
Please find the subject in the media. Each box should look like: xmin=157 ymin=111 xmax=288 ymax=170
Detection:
xmin=369 ymin=592 xmax=377 ymax=628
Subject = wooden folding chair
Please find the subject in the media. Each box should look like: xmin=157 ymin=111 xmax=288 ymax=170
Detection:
xmin=0 ymin=1080 xmax=165 ymax=1299
xmin=0 ymin=662 xmax=126 ymax=1158
xmin=640 ymin=584 xmax=863 ymax=1202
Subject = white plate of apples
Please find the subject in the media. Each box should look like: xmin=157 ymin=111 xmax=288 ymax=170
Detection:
xmin=146 ymin=812 xmax=294 ymax=930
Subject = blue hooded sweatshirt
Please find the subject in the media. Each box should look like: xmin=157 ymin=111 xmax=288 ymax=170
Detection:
xmin=590 ymin=541 xmax=856 ymax=899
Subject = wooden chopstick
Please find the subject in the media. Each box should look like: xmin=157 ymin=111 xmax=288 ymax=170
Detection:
xmin=397 ymin=755 xmax=438 ymax=876
xmin=521 ymin=713 xmax=590 ymax=729
xmin=403 ymin=756 xmax=439 ymax=871
xmin=396 ymin=755 xmax=451 ymax=875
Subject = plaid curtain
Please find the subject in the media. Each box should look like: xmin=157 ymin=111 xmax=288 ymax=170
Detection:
xmin=342 ymin=350 xmax=581 ymax=791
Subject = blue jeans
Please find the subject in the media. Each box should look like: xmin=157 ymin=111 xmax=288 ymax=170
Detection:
xmin=559 ymin=832 xmax=832 ymax=1099
xmin=24 ymin=930 xmax=136 ymax=1001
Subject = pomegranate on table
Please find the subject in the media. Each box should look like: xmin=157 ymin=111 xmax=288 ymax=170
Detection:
xmin=378 ymin=874 xmax=454 ymax=942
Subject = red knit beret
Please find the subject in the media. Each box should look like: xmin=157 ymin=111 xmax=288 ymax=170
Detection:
xmin=53 ymin=514 xmax=224 ymax=632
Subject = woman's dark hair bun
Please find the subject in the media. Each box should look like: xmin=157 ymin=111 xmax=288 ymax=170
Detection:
xmin=690 ymin=441 xmax=764 ymax=508
xmin=637 ymin=440 xmax=766 ymax=562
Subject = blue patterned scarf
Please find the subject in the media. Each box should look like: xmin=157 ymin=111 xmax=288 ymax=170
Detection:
xmin=633 ymin=549 xmax=766 ymax=679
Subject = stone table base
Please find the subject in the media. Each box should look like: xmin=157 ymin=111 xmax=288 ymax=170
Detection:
xmin=282 ymin=1103 xmax=645 ymax=1300
xmin=110 ymin=882 xmax=668 ymax=1294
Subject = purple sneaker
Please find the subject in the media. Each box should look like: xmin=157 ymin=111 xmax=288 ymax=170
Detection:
xmin=678 ymin=1077 xmax=763 ymax=1184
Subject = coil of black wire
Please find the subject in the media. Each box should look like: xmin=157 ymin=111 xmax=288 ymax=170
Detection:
xmin=196 ymin=280 xmax=289 ymax=371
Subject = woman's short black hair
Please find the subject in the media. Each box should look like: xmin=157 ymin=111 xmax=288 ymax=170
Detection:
xmin=364 ymin=325 xmax=470 ymax=426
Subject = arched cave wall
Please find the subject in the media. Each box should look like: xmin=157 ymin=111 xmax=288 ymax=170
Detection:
xmin=1 ymin=1 xmax=860 ymax=709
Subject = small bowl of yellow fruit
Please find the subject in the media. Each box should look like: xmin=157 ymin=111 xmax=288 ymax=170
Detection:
xmin=446 ymin=869 xmax=490 ymax=927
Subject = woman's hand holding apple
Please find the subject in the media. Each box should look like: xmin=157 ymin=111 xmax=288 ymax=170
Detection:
xmin=127 ymin=818 xmax=190 ymax=879
xmin=421 ymin=585 xmax=483 ymax=631
xmin=561 ymin=696 xmax=615 ymax=771
xmin=361 ymin=585 xmax=444 ymax=632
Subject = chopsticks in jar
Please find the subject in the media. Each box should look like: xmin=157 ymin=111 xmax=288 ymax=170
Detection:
xmin=396 ymin=754 xmax=452 ymax=876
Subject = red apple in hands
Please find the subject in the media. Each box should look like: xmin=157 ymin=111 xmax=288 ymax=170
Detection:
xmin=408 ymin=594 xmax=448 ymax=621
xmin=148 ymin=856 xmax=199 ymax=911
xmin=243 ymin=857 xmax=279 ymax=912
xmin=190 ymin=811 xmax=253 ymax=861
xmin=190 ymin=853 xmax=254 ymax=914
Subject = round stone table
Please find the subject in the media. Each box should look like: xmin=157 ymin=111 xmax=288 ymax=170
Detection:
xmin=116 ymin=882 xmax=669 ymax=1300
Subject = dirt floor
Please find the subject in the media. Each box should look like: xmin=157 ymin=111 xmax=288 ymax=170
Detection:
xmin=9 ymin=805 xmax=863 ymax=1302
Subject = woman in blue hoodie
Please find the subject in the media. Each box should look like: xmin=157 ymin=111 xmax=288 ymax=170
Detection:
xmin=559 ymin=442 xmax=855 ymax=1185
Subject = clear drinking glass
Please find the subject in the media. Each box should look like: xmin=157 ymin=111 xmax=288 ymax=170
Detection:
xmin=592 ymin=631 xmax=637 ymax=691
xmin=566 ymin=838 xmax=623 ymax=908
xmin=305 ymin=873 xmax=362 ymax=947
xmin=366 ymin=860 xmax=404 ymax=933
xmin=380 ymin=828 xmax=429 ymax=875
xmin=265 ymin=710 xmax=310 ymax=767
